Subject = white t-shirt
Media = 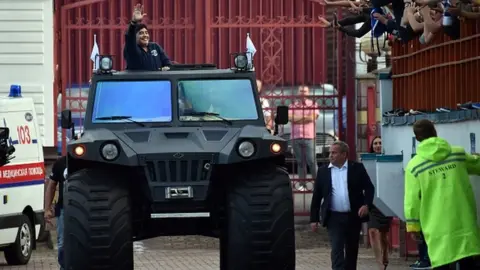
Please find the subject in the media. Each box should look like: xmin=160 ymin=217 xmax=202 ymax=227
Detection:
xmin=260 ymin=97 xmax=271 ymax=118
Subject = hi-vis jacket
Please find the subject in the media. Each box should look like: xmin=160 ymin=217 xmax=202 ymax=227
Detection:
xmin=405 ymin=137 xmax=480 ymax=268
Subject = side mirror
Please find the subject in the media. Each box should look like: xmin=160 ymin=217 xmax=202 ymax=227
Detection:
xmin=275 ymin=105 xmax=289 ymax=125
xmin=61 ymin=110 xmax=73 ymax=129
xmin=0 ymin=127 xmax=10 ymax=140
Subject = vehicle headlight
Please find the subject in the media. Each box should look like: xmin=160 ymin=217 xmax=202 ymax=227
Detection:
xmin=234 ymin=54 xmax=248 ymax=69
xmin=101 ymin=143 xmax=119 ymax=161
xmin=238 ymin=141 xmax=255 ymax=158
xmin=100 ymin=56 xmax=113 ymax=71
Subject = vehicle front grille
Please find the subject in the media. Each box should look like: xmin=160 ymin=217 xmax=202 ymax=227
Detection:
xmin=145 ymin=157 xmax=214 ymax=183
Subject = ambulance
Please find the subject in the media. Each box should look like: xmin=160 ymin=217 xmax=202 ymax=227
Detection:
xmin=0 ymin=85 xmax=45 ymax=265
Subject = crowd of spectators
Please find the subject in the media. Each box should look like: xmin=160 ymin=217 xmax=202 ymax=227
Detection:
xmin=312 ymin=0 xmax=480 ymax=48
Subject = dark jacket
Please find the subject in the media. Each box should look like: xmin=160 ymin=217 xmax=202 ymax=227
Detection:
xmin=310 ymin=161 xmax=375 ymax=227
xmin=49 ymin=156 xmax=67 ymax=217
xmin=123 ymin=22 xmax=171 ymax=71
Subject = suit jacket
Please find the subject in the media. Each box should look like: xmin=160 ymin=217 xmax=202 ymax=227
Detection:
xmin=310 ymin=161 xmax=375 ymax=227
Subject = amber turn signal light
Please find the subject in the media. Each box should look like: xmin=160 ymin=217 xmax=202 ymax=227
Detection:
xmin=270 ymin=143 xmax=282 ymax=154
xmin=73 ymin=145 xmax=86 ymax=157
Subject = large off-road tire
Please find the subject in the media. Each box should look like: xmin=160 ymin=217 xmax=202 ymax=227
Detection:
xmin=223 ymin=164 xmax=296 ymax=270
xmin=3 ymin=214 xmax=33 ymax=265
xmin=64 ymin=169 xmax=133 ymax=270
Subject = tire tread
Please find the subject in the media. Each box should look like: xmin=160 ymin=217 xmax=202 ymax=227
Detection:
xmin=226 ymin=164 xmax=295 ymax=270
xmin=64 ymin=169 xmax=133 ymax=270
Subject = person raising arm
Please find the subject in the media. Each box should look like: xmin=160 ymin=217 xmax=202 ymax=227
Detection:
xmin=123 ymin=4 xmax=172 ymax=71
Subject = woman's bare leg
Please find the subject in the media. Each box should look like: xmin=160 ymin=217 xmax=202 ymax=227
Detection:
xmin=369 ymin=228 xmax=385 ymax=270
xmin=381 ymin=232 xmax=390 ymax=265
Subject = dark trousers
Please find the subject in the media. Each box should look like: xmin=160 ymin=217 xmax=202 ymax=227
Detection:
xmin=326 ymin=211 xmax=362 ymax=270
xmin=418 ymin=232 xmax=430 ymax=262
xmin=370 ymin=0 xmax=414 ymax=43
xmin=338 ymin=15 xmax=372 ymax=38
xmin=338 ymin=14 xmax=368 ymax=27
xmin=443 ymin=17 xmax=460 ymax=40
xmin=433 ymin=256 xmax=477 ymax=270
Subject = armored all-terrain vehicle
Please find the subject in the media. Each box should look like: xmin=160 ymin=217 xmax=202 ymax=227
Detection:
xmin=60 ymin=55 xmax=295 ymax=270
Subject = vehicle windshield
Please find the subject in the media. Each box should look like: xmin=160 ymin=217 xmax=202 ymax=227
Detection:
xmin=91 ymin=80 xmax=172 ymax=123
xmin=178 ymin=79 xmax=259 ymax=121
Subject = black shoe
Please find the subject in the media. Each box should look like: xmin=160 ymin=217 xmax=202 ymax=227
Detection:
xmin=412 ymin=260 xmax=431 ymax=269
xmin=458 ymin=101 xmax=473 ymax=110
xmin=409 ymin=260 xmax=420 ymax=267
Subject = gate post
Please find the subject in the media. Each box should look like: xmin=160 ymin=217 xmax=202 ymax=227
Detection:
xmin=345 ymin=36 xmax=357 ymax=160
xmin=336 ymin=9 xmax=344 ymax=140
xmin=60 ymin=7 xmax=68 ymax=156
xmin=205 ymin=0 xmax=213 ymax=63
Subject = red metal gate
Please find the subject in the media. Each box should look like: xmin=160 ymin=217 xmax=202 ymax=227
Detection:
xmin=55 ymin=0 xmax=354 ymax=216
xmin=391 ymin=21 xmax=480 ymax=110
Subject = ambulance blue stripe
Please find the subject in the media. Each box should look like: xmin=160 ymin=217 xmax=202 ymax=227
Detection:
xmin=10 ymin=139 xmax=38 ymax=145
xmin=0 ymin=179 xmax=44 ymax=188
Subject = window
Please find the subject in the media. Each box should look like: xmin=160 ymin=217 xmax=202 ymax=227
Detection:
xmin=262 ymin=84 xmax=338 ymax=108
xmin=178 ymin=79 xmax=259 ymax=121
xmin=92 ymin=80 xmax=172 ymax=123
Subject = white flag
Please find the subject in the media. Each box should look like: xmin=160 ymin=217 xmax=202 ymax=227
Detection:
xmin=90 ymin=34 xmax=100 ymax=70
xmin=246 ymin=33 xmax=256 ymax=56
xmin=246 ymin=33 xmax=256 ymax=69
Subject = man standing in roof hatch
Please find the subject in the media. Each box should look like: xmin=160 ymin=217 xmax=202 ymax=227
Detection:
xmin=123 ymin=4 xmax=172 ymax=71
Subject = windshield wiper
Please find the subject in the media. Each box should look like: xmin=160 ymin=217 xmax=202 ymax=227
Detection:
xmin=182 ymin=112 xmax=232 ymax=125
xmin=95 ymin=116 xmax=146 ymax=127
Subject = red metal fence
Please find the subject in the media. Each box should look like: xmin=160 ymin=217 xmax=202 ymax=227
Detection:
xmin=54 ymin=0 xmax=356 ymax=216
xmin=391 ymin=20 xmax=480 ymax=111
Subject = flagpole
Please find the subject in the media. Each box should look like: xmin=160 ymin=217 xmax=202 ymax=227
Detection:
xmin=247 ymin=32 xmax=250 ymax=55
xmin=248 ymin=32 xmax=253 ymax=71
xmin=246 ymin=32 xmax=256 ymax=70
xmin=93 ymin=34 xmax=97 ymax=71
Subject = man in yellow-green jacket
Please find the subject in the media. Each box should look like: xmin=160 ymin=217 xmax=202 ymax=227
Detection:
xmin=404 ymin=119 xmax=480 ymax=269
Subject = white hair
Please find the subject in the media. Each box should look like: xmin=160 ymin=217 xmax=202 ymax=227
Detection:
xmin=331 ymin=140 xmax=349 ymax=153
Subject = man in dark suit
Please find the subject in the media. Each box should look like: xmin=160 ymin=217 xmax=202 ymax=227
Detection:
xmin=310 ymin=141 xmax=375 ymax=270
